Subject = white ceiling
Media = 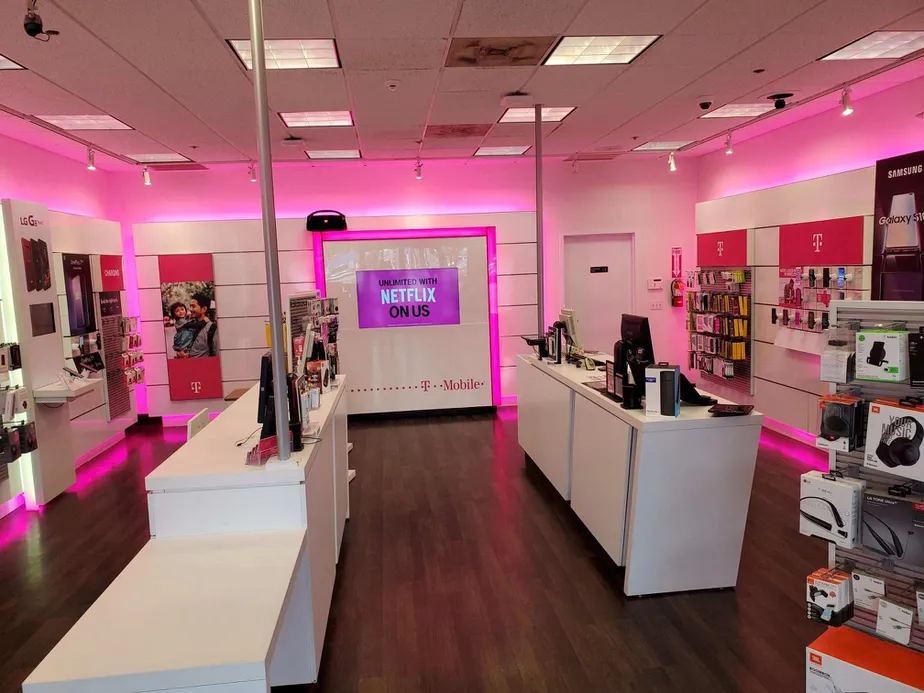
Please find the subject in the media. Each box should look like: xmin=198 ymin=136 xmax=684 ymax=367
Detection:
xmin=0 ymin=0 xmax=922 ymax=169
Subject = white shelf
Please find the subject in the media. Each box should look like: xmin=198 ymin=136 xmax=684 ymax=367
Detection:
xmin=33 ymin=377 xmax=102 ymax=404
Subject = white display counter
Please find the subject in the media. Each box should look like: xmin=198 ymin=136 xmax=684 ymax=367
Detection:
xmin=517 ymin=356 xmax=763 ymax=596
xmin=24 ymin=378 xmax=350 ymax=691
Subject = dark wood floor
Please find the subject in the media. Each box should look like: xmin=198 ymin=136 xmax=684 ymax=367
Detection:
xmin=0 ymin=414 xmax=825 ymax=693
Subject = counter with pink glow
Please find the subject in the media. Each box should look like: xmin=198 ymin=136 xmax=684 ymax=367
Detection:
xmin=517 ymin=355 xmax=763 ymax=596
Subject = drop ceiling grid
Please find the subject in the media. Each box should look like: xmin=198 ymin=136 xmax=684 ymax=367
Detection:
xmin=0 ymin=0 xmax=921 ymax=166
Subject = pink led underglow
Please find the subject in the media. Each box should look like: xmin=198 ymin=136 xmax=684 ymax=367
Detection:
xmin=760 ymin=421 xmax=828 ymax=472
xmin=315 ymin=226 xmax=503 ymax=406
xmin=0 ymin=494 xmax=31 ymax=548
xmin=74 ymin=432 xmax=126 ymax=470
xmin=0 ymin=492 xmax=24 ymax=521
xmin=70 ymin=433 xmax=131 ymax=495
xmin=162 ymin=412 xmax=221 ymax=427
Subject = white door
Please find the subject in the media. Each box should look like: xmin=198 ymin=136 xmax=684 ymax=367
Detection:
xmin=563 ymin=234 xmax=634 ymax=354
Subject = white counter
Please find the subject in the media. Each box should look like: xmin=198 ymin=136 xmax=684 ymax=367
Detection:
xmin=146 ymin=378 xmax=346 ymax=492
xmin=517 ymin=356 xmax=763 ymax=596
xmin=23 ymin=530 xmax=313 ymax=693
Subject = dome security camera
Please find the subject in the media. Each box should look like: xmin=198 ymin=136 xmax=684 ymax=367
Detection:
xmin=774 ymin=98 xmax=786 ymax=109
xmin=385 ymin=80 xmax=401 ymax=92
xmin=24 ymin=9 xmax=43 ymax=37
xmin=699 ymin=100 xmax=713 ymax=110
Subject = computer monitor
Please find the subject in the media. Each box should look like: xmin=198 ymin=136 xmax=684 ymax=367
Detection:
xmin=620 ymin=313 xmax=654 ymax=365
xmin=559 ymin=308 xmax=581 ymax=351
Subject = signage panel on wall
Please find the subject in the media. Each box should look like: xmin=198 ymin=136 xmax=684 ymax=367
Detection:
xmin=158 ymin=254 xmax=222 ymax=401
xmin=356 ymin=267 xmax=461 ymax=329
xmin=62 ymin=253 xmax=97 ymax=336
xmin=98 ymin=254 xmax=124 ymax=292
xmin=873 ymin=150 xmax=924 ymax=300
xmin=696 ymin=229 xmax=747 ymax=267
xmin=778 ymin=217 xmax=864 ymax=266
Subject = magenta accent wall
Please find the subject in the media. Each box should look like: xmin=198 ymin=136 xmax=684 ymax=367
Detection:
xmin=698 ymin=74 xmax=924 ymax=202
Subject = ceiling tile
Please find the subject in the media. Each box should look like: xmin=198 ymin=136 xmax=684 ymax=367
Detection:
xmin=347 ymin=69 xmax=439 ymax=128
xmin=438 ymin=67 xmax=533 ymax=93
xmin=363 ymin=149 xmax=419 ymax=159
xmin=455 ymin=0 xmax=587 ymax=36
xmin=421 ymin=136 xmax=482 ymax=151
xmin=635 ymin=33 xmax=759 ymax=69
xmin=488 ymin=122 xmax=560 ymax=138
xmin=329 ymin=0 xmax=457 ymax=38
xmin=193 ymin=0 xmax=334 ymax=37
xmin=523 ymin=65 xmax=626 ymax=105
xmin=674 ymin=0 xmax=822 ymax=40
xmin=338 ymin=38 xmax=447 ymax=70
xmin=784 ymin=0 xmax=924 ymax=43
xmin=0 ymin=72 xmax=103 ymax=117
xmin=428 ymin=91 xmax=504 ymax=125
xmin=567 ymin=0 xmax=707 ymax=34
xmin=266 ymin=70 xmax=350 ymax=112
xmin=888 ymin=7 xmax=924 ymax=29
xmin=419 ymin=149 xmax=477 ymax=158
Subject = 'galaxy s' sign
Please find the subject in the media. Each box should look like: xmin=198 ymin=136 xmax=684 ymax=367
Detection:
xmin=356 ymin=267 xmax=460 ymax=328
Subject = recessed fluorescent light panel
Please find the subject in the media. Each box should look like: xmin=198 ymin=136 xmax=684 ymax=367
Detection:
xmin=822 ymin=31 xmax=924 ymax=60
xmin=0 ymin=53 xmax=24 ymax=70
xmin=701 ymin=103 xmax=776 ymax=118
xmin=229 ymin=39 xmax=339 ymax=69
xmin=500 ymin=107 xmax=574 ymax=123
xmin=306 ymin=150 xmax=361 ymax=159
xmin=128 ymin=153 xmax=190 ymax=163
xmin=545 ymin=36 xmax=659 ymax=65
xmin=633 ymin=141 xmax=692 ymax=151
xmin=475 ymin=146 xmax=531 ymax=156
xmin=35 ymin=115 xmax=131 ymax=130
xmin=280 ymin=110 xmax=353 ymax=127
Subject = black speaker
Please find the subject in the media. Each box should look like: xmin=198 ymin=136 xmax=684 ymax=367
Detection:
xmin=306 ymin=210 xmax=347 ymax=232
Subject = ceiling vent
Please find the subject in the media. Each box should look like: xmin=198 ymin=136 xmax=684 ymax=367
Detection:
xmin=148 ymin=163 xmax=210 ymax=171
xmin=425 ymin=124 xmax=492 ymax=138
xmin=446 ymin=37 xmax=555 ymax=67
xmin=281 ymin=136 xmax=305 ymax=147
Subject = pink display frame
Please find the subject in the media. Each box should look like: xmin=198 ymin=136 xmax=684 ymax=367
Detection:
xmin=312 ymin=226 xmax=502 ymax=407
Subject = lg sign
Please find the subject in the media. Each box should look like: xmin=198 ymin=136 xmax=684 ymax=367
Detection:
xmin=18 ymin=215 xmax=43 ymax=227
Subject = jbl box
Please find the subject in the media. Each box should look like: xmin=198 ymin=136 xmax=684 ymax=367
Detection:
xmin=645 ymin=364 xmax=680 ymax=417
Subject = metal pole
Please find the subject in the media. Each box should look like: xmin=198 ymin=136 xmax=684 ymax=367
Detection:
xmin=534 ymin=104 xmax=545 ymax=334
xmin=247 ymin=0 xmax=290 ymax=460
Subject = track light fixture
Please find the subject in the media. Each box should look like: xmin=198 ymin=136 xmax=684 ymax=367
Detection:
xmin=841 ymin=87 xmax=853 ymax=116
xmin=725 ymin=134 xmax=733 ymax=156
xmin=86 ymin=148 xmax=96 ymax=171
xmin=142 ymin=166 xmax=151 ymax=186
xmin=415 ymin=160 xmax=422 ymax=180
xmin=668 ymin=151 xmax=676 ymax=172
xmin=249 ymin=164 xmax=257 ymax=182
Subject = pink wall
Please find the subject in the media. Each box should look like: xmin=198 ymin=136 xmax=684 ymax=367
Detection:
xmin=698 ymin=74 xmax=924 ymax=202
xmin=113 ymin=156 xmax=699 ymax=370
xmin=0 ymin=133 xmax=113 ymax=219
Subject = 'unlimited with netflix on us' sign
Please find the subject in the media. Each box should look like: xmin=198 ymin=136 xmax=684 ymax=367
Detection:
xmin=356 ymin=267 xmax=461 ymax=328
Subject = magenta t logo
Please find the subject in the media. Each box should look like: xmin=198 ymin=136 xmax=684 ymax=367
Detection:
xmin=716 ymin=241 xmax=724 ymax=256
xmin=191 ymin=381 xmax=202 ymax=394
xmin=813 ymin=233 xmax=823 ymax=252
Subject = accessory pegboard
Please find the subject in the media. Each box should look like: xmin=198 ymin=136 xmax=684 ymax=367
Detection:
xmin=686 ymin=266 xmax=754 ymax=395
xmin=826 ymin=300 xmax=924 ymax=655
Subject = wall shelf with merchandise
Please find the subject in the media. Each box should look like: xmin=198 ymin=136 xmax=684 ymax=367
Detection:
xmin=803 ymin=300 xmax=924 ymax=691
xmin=686 ymin=267 xmax=754 ymax=395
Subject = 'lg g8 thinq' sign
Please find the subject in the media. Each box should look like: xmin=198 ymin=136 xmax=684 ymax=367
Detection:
xmin=356 ymin=267 xmax=460 ymax=328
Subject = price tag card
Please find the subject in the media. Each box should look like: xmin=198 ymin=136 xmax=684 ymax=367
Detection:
xmin=852 ymin=572 xmax=886 ymax=610
xmin=876 ymin=599 xmax=914 ymax=645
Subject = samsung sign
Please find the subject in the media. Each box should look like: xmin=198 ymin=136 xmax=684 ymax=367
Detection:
xmin=887 ymin=165 xmax=923 ymax=179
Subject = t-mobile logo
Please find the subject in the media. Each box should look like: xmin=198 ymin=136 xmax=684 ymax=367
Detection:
xmin=191 ymin=381 xmax=202 ymax=394
xmin=716 ymin=241 xmax=724 ymax=256
xmin=813 ymin=233 xmax=823 ymax=252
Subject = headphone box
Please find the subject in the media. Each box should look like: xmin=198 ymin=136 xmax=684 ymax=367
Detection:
xmin=862 ymin=491 xmax=924 ymax=568
xmin=856 ymin=330 xmax=908 ymax=382
xmin=815 ymin=394 xmax=863 ymax=452
xmin=864 ymin=400 xmax=924 ymax=483
xmin=909 ymin=329 xmax=924 ymax=387
xmin=644 ymin=363 xmax=679 ymax=417
xmin=800 ymin=471 xmax=865 ymax=548
xmin=807 ymin=628 xmax=924 ymax=693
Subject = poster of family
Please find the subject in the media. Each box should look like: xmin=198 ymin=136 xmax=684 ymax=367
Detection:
xmin=157 ymin=254 xmax=223 ymax=401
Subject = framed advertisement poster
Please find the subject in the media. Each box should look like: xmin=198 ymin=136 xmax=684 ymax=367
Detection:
xmin=158 ymin=254 xmax=222 ymax=401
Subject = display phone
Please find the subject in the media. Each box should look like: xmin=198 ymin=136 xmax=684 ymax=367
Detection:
xmin=836 ymin=267 xmax=846 ymax=289
xmin=37 ymin=239 xmax=51 ymax=290
xmin=21 ymin=238 xmax=35 ymax=292
xmin=822 ymin=267 xmax=830 ymax=288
